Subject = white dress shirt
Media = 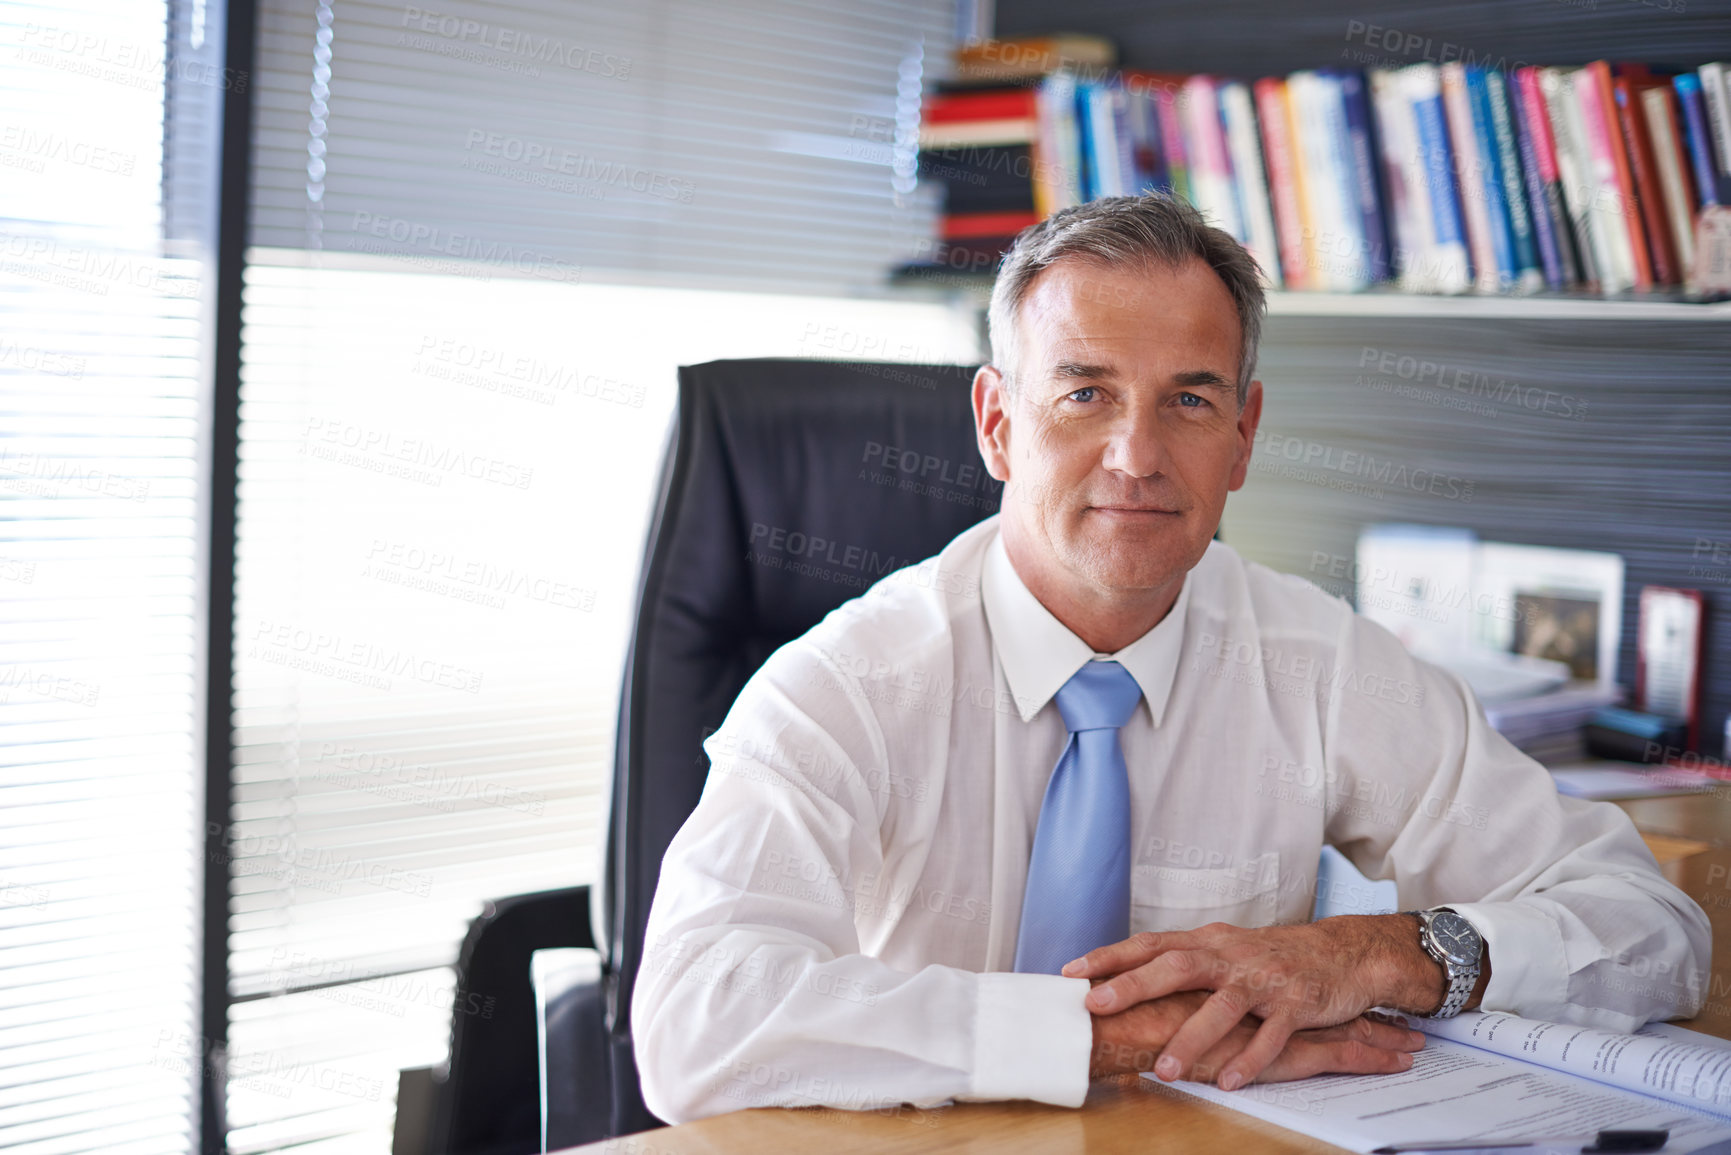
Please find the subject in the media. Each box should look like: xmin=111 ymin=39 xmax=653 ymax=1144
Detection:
xmin=633 ymin=516 xmax=1710 ymax=1124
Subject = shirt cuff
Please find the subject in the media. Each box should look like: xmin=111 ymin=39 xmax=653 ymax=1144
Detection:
xmin=1444 ymin=901 xmax=1567 ymax=1020
xmin=967 ymin=972 xmax=1093 ymax=1107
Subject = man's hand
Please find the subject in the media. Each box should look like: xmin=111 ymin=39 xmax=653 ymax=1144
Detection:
xmin=1068 ymin=916 xmax=1454 ymax=1090
xmin=1090 ymin=989 xmax=1424 ymax=1082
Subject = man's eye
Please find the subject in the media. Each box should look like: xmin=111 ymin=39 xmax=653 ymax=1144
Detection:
xmin=1066 ymin=386 xmax=1097 ymax=403
xmin=1177 ymin=392 xmax=1207 ymax=408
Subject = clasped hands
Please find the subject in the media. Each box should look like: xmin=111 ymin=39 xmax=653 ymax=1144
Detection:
xmin=1067 ymin=915 xmax=1446 ymax=1090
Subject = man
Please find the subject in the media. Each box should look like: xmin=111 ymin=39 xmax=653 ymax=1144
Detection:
xmin=632 ymin=194 xmax=1709 ymax=1122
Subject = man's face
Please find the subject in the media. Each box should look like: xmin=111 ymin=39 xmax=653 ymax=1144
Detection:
xmin=974 ymin=256 xmax=1262 ymax=603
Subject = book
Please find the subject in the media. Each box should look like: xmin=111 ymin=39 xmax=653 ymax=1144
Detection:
xmin=1158 ymin=1011 xmax=1731 ymax=1154
xmin=1289 ymin=71 xmax=1354 ymax=290
xmin=952 ymin=34 xmax=1115 ymax=85
xmin=1514 ymin=66 xmax=1584 ymax=286
xmin=1220 ymin=79 xmax=1283 ymax=286
xmin=1698 ymin=63 xmax=1731 ymax=202
xmin=1335 ymin=69 xmax=1390 ymax=283
xmin=1464 ymin=67 xmax=1523 ymax=290
xmin=1676 ymin=73 xmax=1722 ymax=208
xmin=1368 ymin=69 xmax=1431 ymax=291
xmin=1442 ymin=63 xmax=1500 ymax=292
xmin=1179 ymin=75 xmax=1244 ymax=241
xmin=1572 ymin=65 xmax=1640 ymax=291
xmin=1482 ymin=69 xmax=1545 ymax=290
xmin=1644 ymin=83 xmax=1698 ymax=270
xmin=1616 ymin=74 xmax=1681 ymax=285
xmin=1543 ymin=66 xmax=1606 ymax=289
xmin=1585 ymin=61 xmax=1654 ymax=288
xmin=1255 ymin=77 xmax=1309 ymax=290
xmin=1402 ymin=64 xmax=1472 ymax=293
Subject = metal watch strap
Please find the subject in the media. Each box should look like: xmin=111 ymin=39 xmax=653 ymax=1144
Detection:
xmin=1410 ymin=909 xmax=1478 ymax=1019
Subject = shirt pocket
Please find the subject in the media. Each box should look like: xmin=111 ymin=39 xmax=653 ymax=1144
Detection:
xmin=1130 ymin=850 xmax=1282 ymax=932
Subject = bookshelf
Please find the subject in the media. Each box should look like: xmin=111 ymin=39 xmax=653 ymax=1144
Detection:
xmin=919 ymin=0 xmax=1731 ymax=757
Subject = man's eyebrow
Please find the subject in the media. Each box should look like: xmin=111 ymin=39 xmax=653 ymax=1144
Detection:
xmin=1174 ymin=369 xmax=1234 ymax=391
xmin=1052 ymin=360 xmax=1113 ymax=379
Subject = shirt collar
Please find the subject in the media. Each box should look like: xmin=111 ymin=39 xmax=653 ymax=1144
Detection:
xmin=981 ymin=527 xmax=1192 ymax=727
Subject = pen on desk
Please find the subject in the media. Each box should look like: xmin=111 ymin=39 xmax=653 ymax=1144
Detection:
xmin=1371 ymin=1129 xmax=1670 ymax=1153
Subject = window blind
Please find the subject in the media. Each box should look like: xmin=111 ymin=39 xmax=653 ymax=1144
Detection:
xmin=248 ymin=0 xmax=956 ymax=291
xmin=0 ymin=0 xmax=218 ymax=1152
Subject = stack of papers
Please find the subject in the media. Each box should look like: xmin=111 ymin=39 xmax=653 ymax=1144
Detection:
xmin=1482 ymin=682 xmax=1622 ymax=761
xmin=1157 ymin=1011 xmax=1731 ymax=1154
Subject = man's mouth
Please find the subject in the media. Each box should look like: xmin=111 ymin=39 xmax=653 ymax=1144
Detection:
xmin=1087 ymin=504 xmax=1181 ymax=516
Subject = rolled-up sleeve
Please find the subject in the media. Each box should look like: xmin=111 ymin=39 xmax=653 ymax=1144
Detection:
xmin=632 ymin=642 xmax=1091 ymax=1124
xmin=1321 ymin=612 xmax=1711 ymax=1032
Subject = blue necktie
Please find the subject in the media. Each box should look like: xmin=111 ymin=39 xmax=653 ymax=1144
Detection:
xmin=1014 ymin=660 xmax=1142 ymax=975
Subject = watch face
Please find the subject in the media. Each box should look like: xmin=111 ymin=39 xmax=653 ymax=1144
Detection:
xmin=1430 ymin=911 xmax=1482 ymax=967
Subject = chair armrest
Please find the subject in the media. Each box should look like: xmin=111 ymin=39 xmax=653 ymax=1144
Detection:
xmin=532 ymin=948 xmax=610 ymax=1152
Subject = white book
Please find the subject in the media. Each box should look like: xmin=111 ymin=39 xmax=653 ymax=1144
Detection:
xmin=1395 ymin=63 xmax=1471 ymax=293
xmin=1644 ymin=85 xmax=1696 ymax=269
xmin=1289 ymin=72 xmax=1354 ymax=289
xmin=1700 ymin=63 xmax=1731 ymax=187
xmin=1441 ymin=63 xmax=1501 ymax=293
xmin=1541 ymin=66 xmax=1609 ymax=290
xmin=1156 ymin=1011 xmax=1731 ymax=1155
xmin=1219 ymin=80 xmax=1283 ymax=288
xmin=1370 ymin=69 xmax=1434 ymax=291
xmin=1179 ymin=75 xmax=1244 ymax=241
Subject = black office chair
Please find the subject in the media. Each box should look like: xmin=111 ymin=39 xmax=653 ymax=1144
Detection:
xmin=590 ymin=357 xmax=998 ymax=1141
xmin=430 ymin=359 xmax=997 ymax=1152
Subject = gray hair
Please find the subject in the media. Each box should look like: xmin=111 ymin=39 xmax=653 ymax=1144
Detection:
xmin=986 ymin=193 xmax=1267 ymax=405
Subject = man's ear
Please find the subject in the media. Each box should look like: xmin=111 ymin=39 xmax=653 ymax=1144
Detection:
xmin=973 ymin=364 xmax=1013 ymax=483
xmin=1227 ymin=378 xmax=1263 ymax=492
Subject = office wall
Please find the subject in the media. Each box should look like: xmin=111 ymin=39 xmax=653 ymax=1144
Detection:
xmin=1224 ymin=314 xmax=1731 ymax=758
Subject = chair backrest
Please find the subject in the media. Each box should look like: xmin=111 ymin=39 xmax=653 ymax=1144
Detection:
xmin=601 ymin=358 xmax=996 ymax=1132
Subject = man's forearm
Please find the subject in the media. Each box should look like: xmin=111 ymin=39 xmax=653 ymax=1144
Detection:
xmin=1359 ymin=912 xmax=1491 ymax=1017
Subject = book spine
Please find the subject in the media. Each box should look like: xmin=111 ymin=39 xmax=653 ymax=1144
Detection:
xmin=1181 ymin=75 xmax=1244 ymax=239
xmin=1369 ymin=69 xmax=1434 ymax=291
xmin=1284 ymin=72 xmax=1321 ymax=286
xmin=1614 ymin=79 xmax=1678 ymax=285
xmin=1318 ymin=72 xmax=1370 ymax=286
xmin=1515 ymin=67 xmax=1582 ymax=286
xmin=1508 ymin=69 xmax=1564 ymax=287
xmin=1572 ymin=67 xmax=1637 ymax=291
xmin=1256 ymin=77 xmax=1308 ymax=289
xmin=1152 ymin=81 xmax=1191 ymax=203
xmin=1587 ymin=61 xmax=1651 ymax=288
xmin=1543 ymin=67 xmax=1605 ymax=289
xmin=1465 ymin=67 xmax=1520 ymax=289
xmin=1675 ymin=74 xmax=1721 ymax=208
xmin=1484 ymin=70 xmax=1544 ymax=289
xmin=1336 ymin=69 xmax=1390 ymax=282
xmin=1408 ymin=66 xmax=1471 ymax=292
xmin=1221 ymin=80 xmax=1283 ymax=286
xmin=1074 ymin=81 xmax=1100 ymax=201
xmin=1643 ymin=84 xmax=1697 ymax=270
xmin=1700 ymin=63 xmax=1731 ymax=201
xmin=1442 ymin=63 xmax=1498 ymax=291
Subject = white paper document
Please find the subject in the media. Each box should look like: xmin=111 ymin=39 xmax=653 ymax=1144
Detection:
xmin=1149 ymin=1012 xmax=1731 ymax=1154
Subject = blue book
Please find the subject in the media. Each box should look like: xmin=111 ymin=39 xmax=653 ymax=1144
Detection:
xmin=1506 ymin=70 xmax=1567 ymax=287
xmin=1464 ymin=67 xmax=1519 ymax=288
xmin=1330 ymin=69 xmax=1390 ymax=282
xmin=1675 ymin=73 xmax=1721 ymax=207
xmin=1411 ymin=80 xmax=1470 ymax=272
xmin=1482 ymin=70 xmax=1543 ymax=286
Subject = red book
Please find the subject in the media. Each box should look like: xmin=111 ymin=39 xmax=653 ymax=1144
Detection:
xmin=1615 ymin=76 xmax=1680 ymax=284
xmin=923 ymin=89 xmax=1039 ymax=124
xmin=941 ymin=211 xmax=1041 ymax=239
xmin=1584 ymin=61 xmax=1654 ymax=288
xmin=1255 ymin=77 xmax=1308 ymax=290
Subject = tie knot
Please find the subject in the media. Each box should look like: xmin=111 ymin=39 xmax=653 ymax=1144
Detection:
xmin=1054 ymin=660 xmax=1142 ymax=733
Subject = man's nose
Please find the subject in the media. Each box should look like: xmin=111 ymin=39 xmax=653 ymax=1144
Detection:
xmin=1100 ymin=408 xmax=1168 ymax=478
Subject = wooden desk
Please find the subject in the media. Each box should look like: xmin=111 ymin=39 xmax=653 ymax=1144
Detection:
xmin=566 ymin=794 xmax=1731 ymax=1155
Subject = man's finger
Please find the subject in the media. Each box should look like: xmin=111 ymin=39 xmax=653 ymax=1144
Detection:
xmin=1062 ymin=930 xmax=1184 ymax=978
xmin=1084 ymin=947 xmax=1213 ymax=1012
xmin=1267 ymin=1033 xmax=1416 ymax=1082
xmin=1215 ymin=1015 xmax=1295 ymax=1090
xmin=1149 ymin=988 xmax=1249 ymax=1082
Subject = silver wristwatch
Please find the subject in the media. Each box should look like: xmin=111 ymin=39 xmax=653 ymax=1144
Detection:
xmin=1406 ymin=908 xmax=1483 ymax=1019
